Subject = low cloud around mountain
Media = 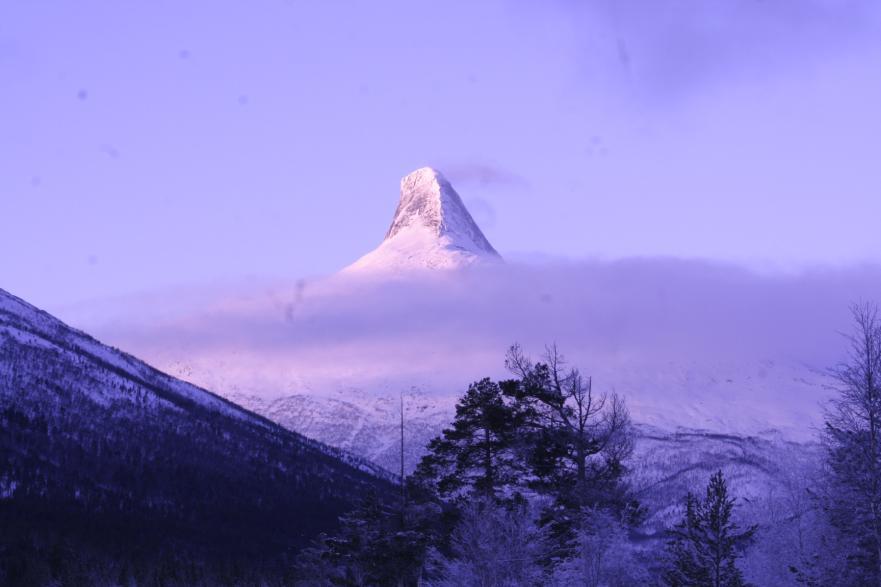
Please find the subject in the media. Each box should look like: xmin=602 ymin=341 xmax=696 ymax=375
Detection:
xmin=76 ymin=258 xmax=881 ymax=432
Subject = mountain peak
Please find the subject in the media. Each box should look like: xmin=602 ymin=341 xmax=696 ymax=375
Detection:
xmin=385 ymin=167 xmax=495 ymax=255
xmin=345 ymin=167 xmax=501 ymax=272
xmin=385 ymin=167 xmax=449 ymax=240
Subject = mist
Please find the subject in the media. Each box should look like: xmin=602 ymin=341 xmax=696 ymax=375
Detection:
xmin=64 ymin=258 xmax=881 ymax=436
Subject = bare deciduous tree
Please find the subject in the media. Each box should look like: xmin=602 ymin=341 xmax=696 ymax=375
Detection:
xmin=435 ymin=498 xmax=547 ymax=587
xmin=823 ymin=302 xmax=881 ymax=585
xmin=505 ymin=343 xmax=633 ymax=511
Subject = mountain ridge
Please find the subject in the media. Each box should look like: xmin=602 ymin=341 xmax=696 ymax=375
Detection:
xmin=0 ymin=286 xmax=394 ymax=583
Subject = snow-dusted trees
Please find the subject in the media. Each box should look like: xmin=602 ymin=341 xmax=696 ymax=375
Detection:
xmin=663 ymin=470 xmax=756 ymax=587
xmin=293 ymin=489 xmax=438 ymax=586
xmin=736 ymin=449 xmax=828 ymax=586
xmin=814 ymin=302 xmax=881 ymax=585
xmin=553 ymin=507 xmax=649 ymax=587
xmin=296 ymin=344 xmax=640 ymax=585
xmin=435 ymin=498 xmax=547 ymax=586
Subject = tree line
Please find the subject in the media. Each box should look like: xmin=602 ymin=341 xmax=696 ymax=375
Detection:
xmin=295 ymin=302 xmax=881 ymax=586
xmin=0 ymin=325 xmax=390 ymax=587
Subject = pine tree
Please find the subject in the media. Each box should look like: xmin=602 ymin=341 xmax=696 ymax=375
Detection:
xmin=504 ymin=344 xmax=638 ymax=559
xmin=293 ymin=489 xmax=436 ymax=586
xmin=411 ymin=378 xmax=522 ymax=500
xmin=663 ymin=470 xmax=756 ymax=587
xmin=505 ymin=345 xmax=633 ymax=510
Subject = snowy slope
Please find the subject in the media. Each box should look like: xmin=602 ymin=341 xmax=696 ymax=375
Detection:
xmin=0 ymin=286 xmax=403 ymax=578
xmin=198 ymin=350 xmax=832 ymax=474
xmin=346 ymin=167 xmax=502 ymax=272
xmin=0 ymin=287 xmax=250 ymax=420
xmin=228 ymin=390 xmax=452 ymax=475
xmin=0 ymin=286 xmax=390 ymax=478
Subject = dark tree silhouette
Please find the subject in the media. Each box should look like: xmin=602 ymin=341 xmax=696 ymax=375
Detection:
xmin=821 ymin=302 xmax=881 ymax=586
xmin=293 ymin=489 xmax=440 ymax=586
xmin=504 ymin=344 xmax=638 ymax=558
xmin=411 ymin=378 xmax=523 ymax=501
xmin=505 ymin=344 xmax=633 ymax=510
xmin=663 ymin=470 xmax=756 ymax=587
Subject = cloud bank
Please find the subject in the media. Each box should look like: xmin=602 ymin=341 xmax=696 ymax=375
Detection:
xmin=71 ymin=258 xmax=881 ymax=436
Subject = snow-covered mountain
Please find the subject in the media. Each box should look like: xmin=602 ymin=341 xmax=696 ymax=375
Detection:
xmin=56 ymin=166 xmax=876 ymax=541
xmin=219 ymin=353 xmax=832 ymax=475
xmin=0 ymin=287 xmax=393 ymax=581
xmin=227 ymin=390 xmax=452 ymax=476
xmin=345 ymin=167 xmax=502 ymax=272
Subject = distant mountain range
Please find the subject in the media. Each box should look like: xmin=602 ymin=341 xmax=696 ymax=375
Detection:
xmin=0 ymin=287 xmax=393 ymax=584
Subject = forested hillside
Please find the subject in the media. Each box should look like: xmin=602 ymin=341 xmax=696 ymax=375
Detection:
xmin=0 ymin=288 xmax=393 ymax=586
xmin=294 ymin=311 xmax=881 ymax=586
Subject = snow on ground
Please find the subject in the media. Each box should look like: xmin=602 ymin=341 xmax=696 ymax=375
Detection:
xmin=1 ymin=287 xmax=258 ymax=422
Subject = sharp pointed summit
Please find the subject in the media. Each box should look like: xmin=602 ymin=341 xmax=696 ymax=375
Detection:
xmin=346 ymin=167 xmax=502 ymax=272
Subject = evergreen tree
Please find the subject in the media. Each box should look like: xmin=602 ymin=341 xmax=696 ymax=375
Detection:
xmin=663 ymin=470 xmax=756 ymax=587
xmin=300 ymin=347 xmax=640 ymax=584
xmin=412 ymin=378 xmax=523 ymax=501
xmin=505 ymin=345 xmax=633 ymax=510
xmin=504 ymin=344 xmax=638 ymax=557
xmin=436 ymin=498 xmax=548 ymax=586
xmin=293 ymin=489 xmax=437 ymax=586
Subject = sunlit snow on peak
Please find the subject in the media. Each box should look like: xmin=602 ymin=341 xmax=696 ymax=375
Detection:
xmin=346 ymin=167 xmax=501 ymax=273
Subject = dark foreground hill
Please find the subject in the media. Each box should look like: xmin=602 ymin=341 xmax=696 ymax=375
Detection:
xmin=0 ymin=288 xmax=393 ymax=586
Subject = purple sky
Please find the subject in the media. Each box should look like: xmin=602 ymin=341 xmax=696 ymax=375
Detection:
xmin=3 ymin=0 xmax=881 ymax=311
